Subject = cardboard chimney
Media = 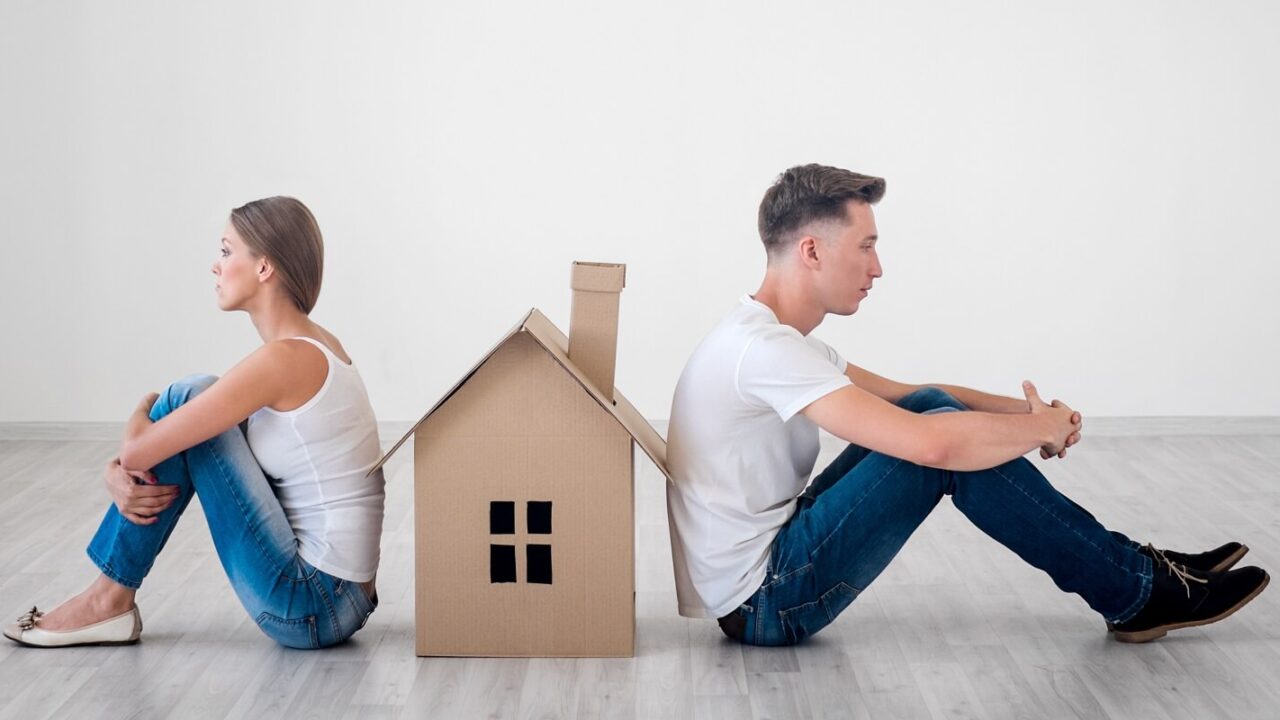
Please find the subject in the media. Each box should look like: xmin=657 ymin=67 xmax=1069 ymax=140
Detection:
xmin=372 ymin=261 xmax=669 ymax=657
xmin=568 ymin=262 xmax=624 ymax=401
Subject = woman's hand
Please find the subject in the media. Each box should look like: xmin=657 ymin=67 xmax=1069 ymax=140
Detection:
xmin=103 ymin=457 xmax=178 ymax=525
xmin=1022 ymin=381 xmax=1082 ymax=459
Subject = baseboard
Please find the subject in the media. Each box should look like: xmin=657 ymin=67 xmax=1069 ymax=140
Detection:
xmin=1 ymin=417 xmax=1277 ymax=443
xmin=0 ymin=421 xmax=424 ymax=444
xmin=0 ymin=422 xmax=127 ymax=441
xmin=1069 ymin=416 xmax=1280 ymax=436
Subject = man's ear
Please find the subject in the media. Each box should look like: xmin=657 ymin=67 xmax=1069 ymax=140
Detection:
xmin=798 ymin=235 xmax=822 ymax=269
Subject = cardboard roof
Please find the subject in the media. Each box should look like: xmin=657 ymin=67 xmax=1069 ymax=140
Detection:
xmin=372 ymin=308 xmax=670 ymax=479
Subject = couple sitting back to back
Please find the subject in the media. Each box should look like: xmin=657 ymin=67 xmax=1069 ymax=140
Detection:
xmin=5 ymin=165 xmax=1268 ymax=649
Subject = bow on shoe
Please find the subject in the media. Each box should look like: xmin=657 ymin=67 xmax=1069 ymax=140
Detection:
xmin=16 ymin=606 xmax=42 ymax=631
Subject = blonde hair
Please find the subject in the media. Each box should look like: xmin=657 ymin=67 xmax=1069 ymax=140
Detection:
xmin=230 ymin=196 xmax=324 ymax=314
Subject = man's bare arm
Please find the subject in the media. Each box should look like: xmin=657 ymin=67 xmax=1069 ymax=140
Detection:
xmin=845 ymin=362 xmax=1033 ymax=414
xmin=842 ymin=363 xmax=921 ymax=403
xmin=925 ymin=383 xmax=1029 ymax=414
xmin=843 ymin=361 xmax=1082 ymax=459
xmin=804 ymin=381 xmax=1079 ymax=471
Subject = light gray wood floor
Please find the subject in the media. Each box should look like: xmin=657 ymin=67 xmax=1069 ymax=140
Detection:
xmin=1 ymin=423 xmax=1278 ymax=719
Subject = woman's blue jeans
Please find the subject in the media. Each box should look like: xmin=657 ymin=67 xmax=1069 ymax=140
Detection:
xmin=86 ymin=374 xmax=377 ymax=649
xmin=726 ymin=387 xmax=1154 ymax=646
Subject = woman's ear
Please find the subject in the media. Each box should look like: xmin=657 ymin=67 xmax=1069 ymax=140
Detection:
xmin=257 ymin=258 xmax=275 ymax=283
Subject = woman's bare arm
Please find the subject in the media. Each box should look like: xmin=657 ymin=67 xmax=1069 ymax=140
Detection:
xmin=118 ymin=341 xmax=325 ymax=471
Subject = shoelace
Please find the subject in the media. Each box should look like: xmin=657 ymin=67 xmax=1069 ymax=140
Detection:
xmin=16 ymin=606 xmax=42 ymax=631
xmin=1146 ymin=543 xmax=1209 ymax=599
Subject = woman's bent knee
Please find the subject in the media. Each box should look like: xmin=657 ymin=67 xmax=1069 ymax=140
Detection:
xmin=152 ymin=374 xmax=219 ymax=419
xmin=172 ymin=373 xmax=218 ymax=396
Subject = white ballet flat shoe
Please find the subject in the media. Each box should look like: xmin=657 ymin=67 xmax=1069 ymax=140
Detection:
xmin=3 ymin=605 xmax=142 ymax=648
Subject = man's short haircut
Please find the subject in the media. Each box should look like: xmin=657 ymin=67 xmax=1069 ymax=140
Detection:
xmin=758 ymin=164 xmax=886 ymax=257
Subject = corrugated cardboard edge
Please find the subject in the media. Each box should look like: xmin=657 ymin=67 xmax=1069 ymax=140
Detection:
xmin=370 ymin=308 xmax=670 ymax=479
xmin=369 ymin=309 xmax=535 ymax=474
xmin=570 ymin=261 xmax=626 ymax=292
xmin=521 ymin=309 xmax=668 ymax=479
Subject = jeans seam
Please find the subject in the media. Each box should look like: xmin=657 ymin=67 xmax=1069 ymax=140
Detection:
xmin=754 ymin=587 xmax=766 ymax=645
xmin=989 ymin=462 xmax=1154 ymax=619
xmin=207 ymin=437 xmax=297 ymax=581
xmin=825 ymin=582 xmax=858 ymax=621
xmin=311 ymin=572 xmax=343 ymax=643
xmin=256 ymin=611 xmax=319 ymax=649
xmin=989 ymin=462 xmax=1134 ymax=575
xmin=809 ymin=457 xmax=905 ymax=557
xmin=1111 ymin=554 xmax=1155 ymax=624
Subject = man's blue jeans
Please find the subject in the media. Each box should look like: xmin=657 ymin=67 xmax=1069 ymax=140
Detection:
xmin=725 ymin=387 xmax=1154 ymax=646
xmin=86 ymin=375 xmax=377 ymax=649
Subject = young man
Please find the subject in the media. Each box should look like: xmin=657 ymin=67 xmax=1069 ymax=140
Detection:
xmin=665 ymin=164 xmax=1268 ymax=645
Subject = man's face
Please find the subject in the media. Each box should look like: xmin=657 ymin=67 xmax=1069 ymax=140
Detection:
xmin=812 ymin=200 xmax=882 ymax=316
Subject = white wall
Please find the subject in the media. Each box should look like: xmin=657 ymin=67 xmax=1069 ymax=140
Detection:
xmin=2 ymin=0 xmax=1277 ymax=422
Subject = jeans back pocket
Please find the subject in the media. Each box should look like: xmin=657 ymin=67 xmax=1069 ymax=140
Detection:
xmin=255 ymin=611 xmax=320 ymax=649
xmin=779 ymin=582 xmax=859 ymax=644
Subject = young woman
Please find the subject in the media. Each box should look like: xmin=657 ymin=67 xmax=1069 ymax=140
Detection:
xmin=4 ymin=197 xmax=385 ymax=649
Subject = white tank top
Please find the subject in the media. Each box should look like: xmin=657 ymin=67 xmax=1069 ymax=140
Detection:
xmin=246 ymin=336 xmax=386 ymax=582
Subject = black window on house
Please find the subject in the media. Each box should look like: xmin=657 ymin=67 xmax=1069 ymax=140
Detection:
xmin=527 ymin=544 xmax=552 ymax=584
xmin=527 ymin=501 xmax=552 ymax=534
xmin=489 ymin=500 xmax=553 ymax=584
xmin=490 ymin=501 xmax=515 ymax=534
xmin=490 ymin=544 xmax=516 ymax=583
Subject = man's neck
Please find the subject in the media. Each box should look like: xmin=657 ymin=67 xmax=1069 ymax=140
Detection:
xmin=752 ymin=269 xmax=825 ymax=336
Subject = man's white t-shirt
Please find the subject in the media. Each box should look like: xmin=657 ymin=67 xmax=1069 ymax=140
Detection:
xmin=666 ymin=294 xmax=851 ymax=619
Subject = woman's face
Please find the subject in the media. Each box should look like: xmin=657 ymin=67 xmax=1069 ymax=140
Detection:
xmin=211 ymin=222 xmax=263 ymax=312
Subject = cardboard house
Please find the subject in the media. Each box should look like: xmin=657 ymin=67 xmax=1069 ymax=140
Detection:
xmin=372 ymin=262 xmax=669 ymax=657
